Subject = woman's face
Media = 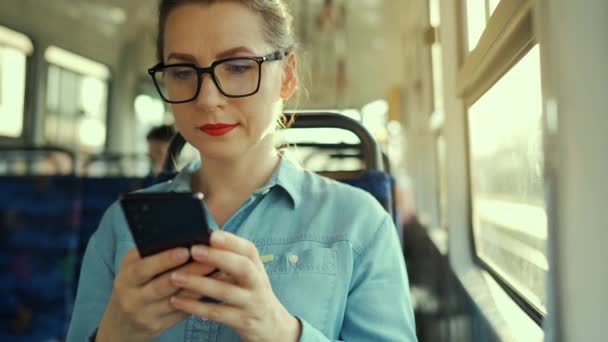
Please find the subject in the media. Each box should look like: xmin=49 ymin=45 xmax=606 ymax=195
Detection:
xmin=163 ymin=2 xmax=296 ymax=162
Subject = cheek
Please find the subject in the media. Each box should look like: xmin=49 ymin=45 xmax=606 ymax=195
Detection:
xmin=170 ymin=105 xmax=192 ymax=131
xmin=249 ymin=71 xmax=283 ymax=125
xmin=243 ymin=96 xmax=281 ymax=132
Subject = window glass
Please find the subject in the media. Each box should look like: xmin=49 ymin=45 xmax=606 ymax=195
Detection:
xmin=430 ymin=0 xmax=443 ymax=113
xmin=429 ymin=0 xmax=440 ymax=27
xmin=0 ymin=46 xmax=27 ymax=138
xmin=468 ymin=45 xmax=547 ymax=313
xmin=44 ymin=49 xmax=109 ymax=153
xmin=430 ymin=0 xmax=446 ymax=229
xmin=465 ymin=0 xmax=487 ymax=51
xmin=488 ymin=0 xmax=501 ymax=16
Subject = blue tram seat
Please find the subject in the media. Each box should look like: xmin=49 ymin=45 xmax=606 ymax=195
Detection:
xmin=76 ymin=176 xmax=157 ymax=283
xmin=162 ymin=112 xmax=398 ymax=227
xmin=0 ymin=175 xmax=80 ymax=341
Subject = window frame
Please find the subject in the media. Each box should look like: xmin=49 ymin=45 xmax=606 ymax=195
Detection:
xmin=43 ymin=46 xmax=111 ymax=153
xmin=465 ymin=46 xmax=546 ymax=324
xmin=460 ymin=0 xmax=536 ymax=106
xmin=460 ymin=0 xmax=545 ymax=324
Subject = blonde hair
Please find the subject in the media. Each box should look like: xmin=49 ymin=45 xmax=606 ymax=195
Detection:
xmin=156 ymin=0 xmax=296 ymax=62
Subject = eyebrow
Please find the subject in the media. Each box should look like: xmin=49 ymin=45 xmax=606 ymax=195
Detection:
xmin=167 ymin=46 xmax=254 ymax=64
xmin=166 ymin=46 xmax=256 ymax=64
xmin=166 ymin=53 xmax=197 ymax=63
xmin=216 ymin=46 xmax=255 ymax=59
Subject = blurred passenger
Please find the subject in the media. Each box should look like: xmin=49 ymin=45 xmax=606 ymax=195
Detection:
xmin=395 ymin=175 xmax=418 ymax=227
xmin=68 ymin=1 xmax=417 ymax=341
xmin=146 ymin=124 xmax=175 ymax=175
xmin=37 ymin=151 xmax=73 ymax=176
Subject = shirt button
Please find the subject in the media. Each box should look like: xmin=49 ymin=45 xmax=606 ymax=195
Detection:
xmin=288 ymin=254 xmax=299 ymax=265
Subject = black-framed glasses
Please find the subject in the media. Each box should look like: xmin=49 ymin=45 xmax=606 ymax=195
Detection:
xmin=148 ymin=51 xmax=286 ymax=103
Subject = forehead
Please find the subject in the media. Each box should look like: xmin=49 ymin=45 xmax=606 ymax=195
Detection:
xmin=163 ymin=2 xmax=269 ymax=62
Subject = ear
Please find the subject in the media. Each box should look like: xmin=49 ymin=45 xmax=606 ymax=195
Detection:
xmin=280 ymin=52 xmax=298 ymax=100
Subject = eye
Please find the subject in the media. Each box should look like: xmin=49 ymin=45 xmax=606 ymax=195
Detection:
xmin=168 ymin=67 xmax=196 ymax=80
xmin=223 ymin=61 xmax=254 ymax=74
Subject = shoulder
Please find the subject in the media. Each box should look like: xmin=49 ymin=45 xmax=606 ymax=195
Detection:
xmin=301 ymin=170 xmax=380 ymax=208
xmin=297 ymin=169 xmax=394 ymax=253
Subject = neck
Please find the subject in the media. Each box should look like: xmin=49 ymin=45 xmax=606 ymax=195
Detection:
xmin=192 ymin=139 xmax=280 ymax=202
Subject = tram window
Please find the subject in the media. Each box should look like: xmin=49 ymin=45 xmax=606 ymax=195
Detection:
xmin=134 ymin=93 xmax=166 ymax=149
xmin=429 ymin=0 xmax=447 ymax=230
xmin=44 ymin=46 xmax=109 ymax=153
xmin=465 ymin=0 xmax=487 ymax=51
xmin=467 ymin=45 xmax=547 ymax=313
xmin=488 ymin=0 xmax=501 ymax=15
xmin=429 ymin=0 xmax=443 ymax=113
xmin=464 ymin=0 xmax=506 ymax=51
xmin=0 ymin=26 xmax=32 ymax=138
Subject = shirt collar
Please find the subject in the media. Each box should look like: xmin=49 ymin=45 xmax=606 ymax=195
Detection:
xmin=167 ymin=156 xmax=303 ymax=208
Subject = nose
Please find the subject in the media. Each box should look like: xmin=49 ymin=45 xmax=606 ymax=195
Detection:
xmin=194 ymin=72 xmax=224 ymax=109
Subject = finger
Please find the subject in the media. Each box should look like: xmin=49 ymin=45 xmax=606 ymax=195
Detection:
xmin=175 ymin=260 xmax=217 ymax=277
xmin=120 ymin=248 xmax=141 ymax=266
xmin=175 ymin=288 xmax=202 ymax=300
xmin=140 ymin=271 xmax=182 ymax=301
xmin=139 ymin=259 xmax=217 ymax=301
xmin=209 ymin=231 xmax=262 ymax=267
xmin=126 ymin=247 xmax=190 ymax=286
xmin=172 ymin=263 xmax=221 ymax=300
xmin=175 ymin=271 xmax=235 ymax=300
xmin=147 ymin=296 xmax=184 ymax=317
xmin=210 ymin=271 xmax=237 ymax=284
xmin=171 ymin=272 xmax=249 ymax=306
xmin=170 ymin=296 xmax=244 ymax=328
xmin=190 ymin=246 xmax=259 ymax=288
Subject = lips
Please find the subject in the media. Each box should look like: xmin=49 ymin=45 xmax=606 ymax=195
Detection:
xmin=199 ymin=123 xmax=239 ymax=137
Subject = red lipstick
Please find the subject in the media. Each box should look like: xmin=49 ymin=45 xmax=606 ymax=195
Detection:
xmin=199 ymin=123 xmax=238 ymax=137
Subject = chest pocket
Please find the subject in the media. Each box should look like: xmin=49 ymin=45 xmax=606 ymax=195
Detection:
xmin=263 ymin=247 xmax=337 ymax=275
xmin=261 ymin=247 xmax=338 ymax=334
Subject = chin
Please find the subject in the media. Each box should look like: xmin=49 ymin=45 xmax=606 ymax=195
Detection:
xmin=196 ymin=143 xmax=245 ymax=162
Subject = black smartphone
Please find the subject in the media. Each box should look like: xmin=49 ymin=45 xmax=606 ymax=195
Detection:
xmin=119 ymin=192 xmax=211 ymax=258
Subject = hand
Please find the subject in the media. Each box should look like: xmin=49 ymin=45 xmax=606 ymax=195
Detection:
xmin=96 ymin=248 xmax=216 ymax=342
xmin=169 ymin=231 xmax=302 ymax=342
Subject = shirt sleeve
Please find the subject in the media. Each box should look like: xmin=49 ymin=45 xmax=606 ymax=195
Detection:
xmin=339 ymin=214 xmax=417 ymax=341
xmin=66 ymin=206 xmax=117 ymax=342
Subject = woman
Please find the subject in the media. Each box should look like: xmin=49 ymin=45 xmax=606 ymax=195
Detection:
xmin=67 ymin=1 xmax=417 ymax=341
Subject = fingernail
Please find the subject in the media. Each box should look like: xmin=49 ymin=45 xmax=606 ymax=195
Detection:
xmin=173 ymin=248 xmax=190 ymax=261
xmin=171 ymin=296 xmax=183 ymax=307
xmin=172 ymin=272 xmax=187 ymax=284
xmin=211 ymin=231 xmax=225 ymax=244
xmin=192 ymin=245 xmax=208 ymax=259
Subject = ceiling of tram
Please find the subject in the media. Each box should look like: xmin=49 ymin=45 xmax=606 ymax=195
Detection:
xmin=2 ymin=0 xmax=414 ymax=109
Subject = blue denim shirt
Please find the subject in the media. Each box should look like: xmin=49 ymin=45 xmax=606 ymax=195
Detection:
xmin=67 ymin=157 xmax=417 ymax=341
